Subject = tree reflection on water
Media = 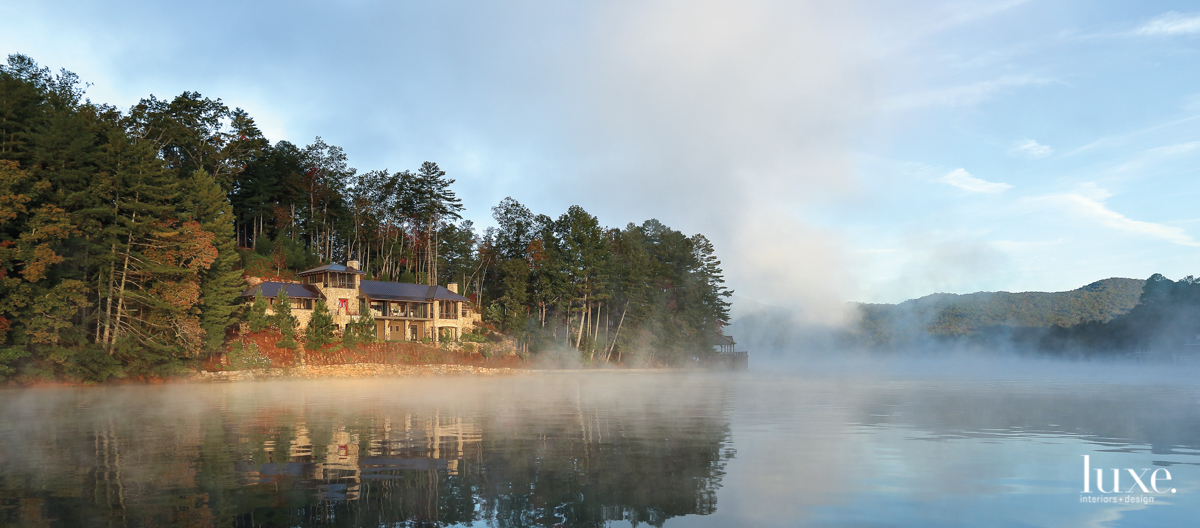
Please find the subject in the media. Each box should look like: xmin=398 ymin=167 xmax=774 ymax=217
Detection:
xmin=0 ymin=376 xmax=735 ymax=527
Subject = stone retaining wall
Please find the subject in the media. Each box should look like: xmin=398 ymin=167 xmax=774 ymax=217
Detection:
xmin=189 ymin=363 xmax=528 ymax=382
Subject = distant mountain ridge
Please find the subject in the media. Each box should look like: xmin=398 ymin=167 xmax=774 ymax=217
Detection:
xmin=856 ymin=278 xmax=1145 ymax=341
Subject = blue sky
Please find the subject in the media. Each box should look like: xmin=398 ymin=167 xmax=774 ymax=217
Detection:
xmin=3 ymin=0 xmax=1199 ymax=314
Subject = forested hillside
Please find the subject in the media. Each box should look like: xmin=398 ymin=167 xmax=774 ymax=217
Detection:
xmin=986 ymin=273 xmax=1200 ymax=357
xmin=0 ymin=55 xmax=731 ymax=381
xmin=855 ymin=277 xmax=1144 ymax=346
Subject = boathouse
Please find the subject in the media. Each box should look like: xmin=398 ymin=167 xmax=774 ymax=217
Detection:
xmin=710 ymin=334 xmax=748 ymax=370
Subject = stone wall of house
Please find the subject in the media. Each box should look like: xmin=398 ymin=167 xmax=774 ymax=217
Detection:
xmin=321 ymin=286 xmax=361 ymax=329
xmin=266 ymin=304 xmax=314 ymax=329
xmin=434 ymin=300 xmax=477 ymax=341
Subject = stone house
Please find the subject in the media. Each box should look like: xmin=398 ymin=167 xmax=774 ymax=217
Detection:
xmin=240 ymin=261 xmax=476 ymax=343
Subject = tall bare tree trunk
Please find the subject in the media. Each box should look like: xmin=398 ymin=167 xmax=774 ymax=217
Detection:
xmin=575 ymin=294 xmax=588 ymax=349
xmin=101 ymin=248 xmax=116 ymax=346
xmin=592 ymin=302 xmax=601 ymax=345
xmin=605 ymin=302 xmax=628 ymax=363
xmin=111 ymin=240 xmax=133 ymax=352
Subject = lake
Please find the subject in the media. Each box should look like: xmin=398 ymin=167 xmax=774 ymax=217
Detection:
xmin=1 ymin=367 xmax=1197 ymax=527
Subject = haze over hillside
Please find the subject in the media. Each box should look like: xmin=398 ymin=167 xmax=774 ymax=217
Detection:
xmin=857 ymin=277 xmax=1145 ymax=342
xmin=729 ymin=277 xmax=1147 ymax=356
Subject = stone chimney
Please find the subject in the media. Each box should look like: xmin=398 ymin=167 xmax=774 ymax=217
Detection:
xmin=447 ymin=283 xmax=458 ymax=294
xmin=346 ymin=260 xmax=360 ymax=271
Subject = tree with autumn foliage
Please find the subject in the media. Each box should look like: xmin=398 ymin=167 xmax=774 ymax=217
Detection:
xmin=0 ymin=53 xmax=736 ymax=380
xmin=0 ymin=55 xmax=249 ymax=380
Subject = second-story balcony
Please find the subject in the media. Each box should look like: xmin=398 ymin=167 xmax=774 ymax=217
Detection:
xmin=370 ymin=301 xmax=429 ymax=319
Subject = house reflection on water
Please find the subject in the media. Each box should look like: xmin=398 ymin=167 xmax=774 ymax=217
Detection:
xmin=214 ymin=408 xmax=733 ymax=527
xmin=238 ymin=414 xmax=480 ymax=504
xmin=0 ymin=380 xmax=736 ymax=528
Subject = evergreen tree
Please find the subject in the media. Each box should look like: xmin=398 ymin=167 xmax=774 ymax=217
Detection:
xmin=496 ymin=258 xmax=530 ymax=332
xmin=305 ymin=298 xmax=335 ymax=351
xmin=528 ymin=215 xmax=569 ymax=330
xmin=342 ymin=312 xmax=376 ymax=348
xmin=299 ymin=137 xmax=354 ymax=263
xmin=247 ymin=290 xmax=269 ymax=332
xmin=182 ymin=170 xmax=245 ymax=352
xmin=358 ymin=311 xmax=376 ymax=343
xmin=273 ymin=289 xmax=297 ymax=349
xmin=556 ymin=206 xmax=608 ymax=352
xmin=440 ymin=219 xmax=479 ymax=290
xmin=491 ymin=197 xmax=534 ymax=261
xmin=342 ymin=318 xmax=360 ymax=348
xmin=412 ymin=161 xmax=463 ymax=284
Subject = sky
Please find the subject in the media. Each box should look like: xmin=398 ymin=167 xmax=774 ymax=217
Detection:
xmin=3 ymin=0 xmax=1199 ymax=318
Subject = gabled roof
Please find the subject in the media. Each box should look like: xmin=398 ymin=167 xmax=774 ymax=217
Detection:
xmin=715 ymin=334 xmax=736 ymax=346
xmin=240 ymin=282 xmax=324 ymax=300
xmin=297 ymin=263 xmax=364 ymax=276
xmin=359 ymin=280 xmax=470 ymax=303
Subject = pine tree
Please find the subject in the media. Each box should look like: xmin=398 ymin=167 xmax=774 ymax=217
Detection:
xmin=273 ymin=289 xmax=297 ymax=349
xmin=358 ymin=310 xmax=377 ymax=343
xmin=247 ymin=290 xmax=269 ymax=332
xmin=412 ymin=161 xmax=463 ymax=284
xmin=497 ymin=258 xmax=530 ymax=332
xmin=342 ymin=319 xmax=359 ymax=349
xmin=94 ymin=125 xmax=181 ymax=353
xmin=181 ymin=169 xmax=245 ymax=352
xmin=343 ymin=311 xmax=377 ymax=348
xmin=305 ymin=297 xmax=334 ymax=351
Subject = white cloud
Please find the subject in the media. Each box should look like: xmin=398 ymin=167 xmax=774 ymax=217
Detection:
xmin=1132 ymin=11 xmax=1200 ymax=36
xmin=1147 ymin=140 xmax=1200 ymax=156
xmin=1032 ymin=188 xmax=1199 ymax=247
xmin=940 ymin=168 xmax=1013 ymax=193
xmin=1007 ymin=139 xmax=1053 ymax=159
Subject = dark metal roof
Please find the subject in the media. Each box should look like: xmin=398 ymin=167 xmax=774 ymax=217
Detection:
xmin=240 ymin=282 xmax=323 ymax=299
xmin=359 ymin=280 xmax=470 ymax=303
xmin=297 ymin=263 xmax=364 ymax=276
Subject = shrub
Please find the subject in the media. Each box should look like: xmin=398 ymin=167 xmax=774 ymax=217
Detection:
xmin=462 ymin=331 xmax=487 ymax=343
xmin=227 ymin=341 xmax=271 ymax=370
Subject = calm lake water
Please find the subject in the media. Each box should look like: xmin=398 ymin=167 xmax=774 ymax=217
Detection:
xmin=1 ymin=368 xmax=1198 ymax=527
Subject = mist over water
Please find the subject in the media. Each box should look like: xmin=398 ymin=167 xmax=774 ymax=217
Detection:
xmin=1 ymin=369 xmax=1198 ymax=527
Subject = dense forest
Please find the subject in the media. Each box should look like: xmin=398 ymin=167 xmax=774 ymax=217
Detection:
xmin=0 ymin=55 xmax=731 ymax=381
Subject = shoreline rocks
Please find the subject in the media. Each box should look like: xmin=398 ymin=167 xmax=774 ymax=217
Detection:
xmin=188 ymin=363 xmax=529 ymax=382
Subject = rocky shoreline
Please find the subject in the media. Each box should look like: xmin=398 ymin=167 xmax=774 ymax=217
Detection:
xmin=188 ymin=363 xmax=530 ymax=382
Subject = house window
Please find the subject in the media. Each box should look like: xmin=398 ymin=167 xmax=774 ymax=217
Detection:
xmin=322 ymin=272 xmax=354 ymax=289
